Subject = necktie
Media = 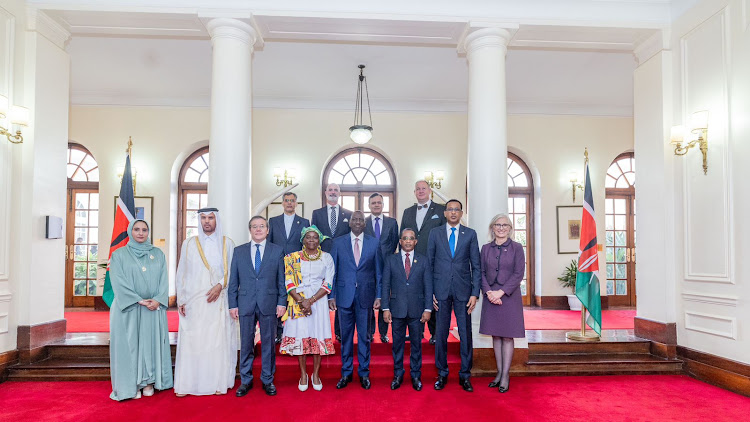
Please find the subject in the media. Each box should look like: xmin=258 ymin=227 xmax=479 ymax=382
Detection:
xmin=449 ymin=227 xmax=456 ymax=258
xmin=330 ymin=206 xmax=337 ymax=234
xmin=354 ymin=238 xmax=361 ymax=266
xmin=417 ymin=204 xmax=426 ymax=210
xmin=254 ymin=244 xmax=262 ymax=273
xmin=405 ymin=252 xmax=411 ymax=279
xmin=374 ymin=217 xmax=381 ymax=240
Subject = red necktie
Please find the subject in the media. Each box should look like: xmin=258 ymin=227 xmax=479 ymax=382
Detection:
xmin=405 ymin=252 xmax=411 ymax=279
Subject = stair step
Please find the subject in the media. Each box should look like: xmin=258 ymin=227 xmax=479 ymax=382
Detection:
xmin=527 ymin=353 xmax=680 ymax=365
xmin=528 ymin=341 xmax=651 ymax=355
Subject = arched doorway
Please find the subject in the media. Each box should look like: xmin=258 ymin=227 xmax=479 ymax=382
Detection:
xmin=65 ymin=143 xmax=99 ymax=307
xmin=176 ymin=146 xmax=209 ymax=265
xmin=604 ymin=152 xmax=636 ymax=307
xmin=323 ymin=147 xmax=397 ymax=216
xmin=507 ymin=152 xmax=535 ymax=306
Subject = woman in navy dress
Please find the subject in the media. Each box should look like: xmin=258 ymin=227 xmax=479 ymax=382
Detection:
xmin=479 ymin=213 xmax=526 ymax=393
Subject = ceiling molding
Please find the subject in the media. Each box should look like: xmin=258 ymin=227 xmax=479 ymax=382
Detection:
xmin=27 ymin=8 xmax=71 ymax=49
xmin=633 ymin=29 xmax=669 ymax=65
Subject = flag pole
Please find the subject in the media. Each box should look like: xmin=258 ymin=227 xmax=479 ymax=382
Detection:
xmin=566 ymin=147 xmax=600 ymax=342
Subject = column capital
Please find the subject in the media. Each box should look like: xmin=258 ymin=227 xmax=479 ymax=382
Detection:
xmin=633 ymin=29 xmax=670 ymax=66
xmin=458 ymin=24 xmax=518 ymax=56
xmin=26 ymin=8 xmax=71 ymax=50
xmin=204 ymin=18 xmax=262 ymax=50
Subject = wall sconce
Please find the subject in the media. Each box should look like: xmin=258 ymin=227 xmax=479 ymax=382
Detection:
xmin=274 ymin=167 xmax=297 ymax=187
xmin=0 ymin=95 xmax=30 ymax=144
xmin=569 ymin=171 xmax=584 ymax=202
xmin=424 ymin=170 xmax=444 ymax=199
xmin=117 ymin=167 xmax=138 ymax=195
xmin=671 ymin=110 xmax=709 ymax=175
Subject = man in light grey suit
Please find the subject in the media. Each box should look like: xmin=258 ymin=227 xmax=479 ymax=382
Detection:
xmin=228 ymin=216 xmax=286 ymax=397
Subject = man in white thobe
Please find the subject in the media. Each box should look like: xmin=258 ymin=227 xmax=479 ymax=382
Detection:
xmin=174 ymin=208 xmax=238 ymax=396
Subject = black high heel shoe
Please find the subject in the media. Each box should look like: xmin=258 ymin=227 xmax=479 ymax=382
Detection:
xmin=488 ymin=380 xmax=501 ymax=388
xmin=498 ymin=383 xmax=509 ymax=393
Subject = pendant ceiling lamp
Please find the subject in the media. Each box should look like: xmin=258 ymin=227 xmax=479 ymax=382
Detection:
xmin=349 ymin=64 xmax=373 ymax=144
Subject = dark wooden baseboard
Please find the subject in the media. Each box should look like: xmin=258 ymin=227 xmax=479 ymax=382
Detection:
xmin=677 ymin=346 xmax=750 ymax=397
xmin=534 ymin=295 xmax=609 ymax=310
xmin=472 ymin=347 xmax=528 ymax=376
xmin=0 ymin=349 xmax=19 ymax=383
xmin=17 ymin=319 xmax=67 ymax=364
xmin=93 ymin=296 xmax=108 ymax=311
xmin=633 ymin=317 xmax=676 ymax=345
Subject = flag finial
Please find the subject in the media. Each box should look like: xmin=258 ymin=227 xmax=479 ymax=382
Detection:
xmin=127 ymin=136 xmax=133 ymax=157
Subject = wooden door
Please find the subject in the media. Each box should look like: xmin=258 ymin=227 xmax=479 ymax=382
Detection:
xmin=65 ymin=189 xmax=100 ymax=307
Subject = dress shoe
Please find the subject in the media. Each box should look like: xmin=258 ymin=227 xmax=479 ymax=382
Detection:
xmin=499 ymin=381 xmax=509 ymax=393
xmin=335 ymin=335 xmax=341 ymax=342
xmin=298 ymin=374 xmax=309 ymax=392
xmin=360 ymin=376 xmax=371 ymax=390
xmin=381 ymin=335 xmax=389 ymax=343
xmin=488 ymin=380 xmax=501 ymax=388
xmin=262 ymin=383 xmax=277 ymax=396
xmin=133 ymin=390 xmax=142 ymax=400
xmin=434 ymin=375 xmax=447 ymax=390
xmin=411 ymin=378 xmax=423 ymax=391
xmin=235 ymin=381 xmax=253 ymax=397
xmin=429 ymin=338 xmax=436 ymax=345
xmin=390 ymin=375 xmax=403 ymax=390
xmin=459 ymin=378 xmax=474 ymax=392
xmin=336 ymin=375 xmax=353 ymax=389
xmin=275 ymin=336 xmax=282 ymax=345
xmin=142 ymin=385 xmax=155 ymax=396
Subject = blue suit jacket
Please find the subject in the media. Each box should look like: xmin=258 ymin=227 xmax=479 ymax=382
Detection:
xmin=268 ymin=214 xmax=310 ymax=256
xmin=330 ymin=234 xmax=383 ymax=309
xmin=427 ymin=224 xmax=481 ymax=302
xmin=311 ymin=206 xmax=352 ymax=252
xmin=228 ymin=241 xmax=286 ymax=316
xmin=365 ymin=215 xmax=399 ymax=259
xmin=381 ymin=252 xmax=433 ymax=319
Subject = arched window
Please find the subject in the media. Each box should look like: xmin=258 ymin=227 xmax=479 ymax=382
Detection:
xmin=604 ymin=152 xmax=636 ymax=307
xmin=507 ymin=152 xmax=535 ymax=306
xmin=177 ymin=147 xmax=209 ymax=262
xmin=66 ymin=143 xmax=100 ymax=307
xmin=323 ymin=148 xmax=397 ymax=216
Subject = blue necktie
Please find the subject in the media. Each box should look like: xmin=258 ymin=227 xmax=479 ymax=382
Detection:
xmin=254 ymin=244 xmax=262 ymax=273
xmin=449 ymin=227 xmax=456 ymax=258
xmin=374 ymin=217 xmax=381 ymax=240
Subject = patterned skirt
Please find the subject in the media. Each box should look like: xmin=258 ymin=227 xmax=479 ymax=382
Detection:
xmin=279 ymin=284 xmax=335 ymax=356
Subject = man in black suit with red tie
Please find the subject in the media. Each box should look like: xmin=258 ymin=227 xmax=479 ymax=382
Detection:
xmin=400 ymin=180 xmax=446 ymax=343
xmin=365 ymin=193 xmax=399 ymax=343
xmin=382 ymin=228 xmax=432 ymax=391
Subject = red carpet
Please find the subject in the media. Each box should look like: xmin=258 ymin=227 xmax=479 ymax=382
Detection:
xmin=1 ymin=376 xmax=747 ymax=422
xmin=64 ymin=309 xmax=636 ymax=333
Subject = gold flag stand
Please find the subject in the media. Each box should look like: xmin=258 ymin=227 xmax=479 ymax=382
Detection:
xmin=566 ymin=305 xmax=600 ymax=342
xmin=565 ymin=147 xmax=600 ymax=342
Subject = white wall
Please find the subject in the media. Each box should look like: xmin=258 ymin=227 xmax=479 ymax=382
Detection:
xmin=669 ymin=0 xmax=749 ymax=363
xmin=70 ymin=106 xmax=633 ymax=299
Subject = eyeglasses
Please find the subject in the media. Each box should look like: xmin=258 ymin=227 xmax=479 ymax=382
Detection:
xmin=445 ymin=208 xmax=462 ymax=213
xmin=493 ymin=223 xmax=512 ymax=229
xmin=250 ymin=224 xmax=267 ymax=229
xmin=400 ymin=236 xmax=416 ymax=240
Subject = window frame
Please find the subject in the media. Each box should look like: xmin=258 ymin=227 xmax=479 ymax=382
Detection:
xmin=177 ymin=146 xmax=209 ymax=263
xmin=507 ymin=152 xmax=535 ymax=306
xmin=322 ymin=147 xmax=397 ymax=215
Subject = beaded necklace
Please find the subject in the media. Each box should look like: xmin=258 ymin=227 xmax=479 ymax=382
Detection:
xmin=302 ymin=247 xmax=323 ymax=261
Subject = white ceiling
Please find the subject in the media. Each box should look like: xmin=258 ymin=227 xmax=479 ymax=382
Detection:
xmin=69 ymin=37 xmax=636 ymax=115
xmin=56 ymin=2 xmax=649 ymax=116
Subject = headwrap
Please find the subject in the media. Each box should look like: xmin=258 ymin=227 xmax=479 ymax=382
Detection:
xmin=299 ymin=225 xmax=329 ymax=243
xmin=197 ymin=207 xmax=225 ymax=278
xmin=126 ymin=219 xmax=154 ymax=258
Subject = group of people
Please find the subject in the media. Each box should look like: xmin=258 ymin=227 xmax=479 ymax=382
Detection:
xmin=107 ymin=180 xmax=526 ymax=401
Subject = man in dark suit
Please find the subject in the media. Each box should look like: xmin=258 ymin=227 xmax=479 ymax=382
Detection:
xmin=365 ymin=193 xmax=399 ymax=343
xmin=228 ymin=216 xmax=287 ymax=397
xmin=329 ymin=211 xmax=383 ymax=390
xmin=311 ymin=183 xmax=352 ymax=253
xmin=267 ymin=191 xmax=310 ymax=343
xmin=382 ymin=228 xmax=432 ymax=391
xmin=311 ymin=183 xmax=352 ymax=340
xmin=427 ymin=199 xmax=481 ymax=393
xmin=400 ymin=180 xmax=446 ymax=343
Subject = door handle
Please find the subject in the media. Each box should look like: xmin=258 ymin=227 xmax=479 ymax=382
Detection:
xmin=69 ymin=244 xmax=75 ymax=260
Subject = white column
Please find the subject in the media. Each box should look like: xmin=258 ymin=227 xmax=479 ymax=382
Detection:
xmin=206 ymin=18 xmax=257 ymax=243
xmin=461 ymin=27 xmax=514 ymax=348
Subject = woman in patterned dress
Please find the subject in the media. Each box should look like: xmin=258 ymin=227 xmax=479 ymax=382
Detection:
xmin=279 ymin=226 xmax=336 ymax=391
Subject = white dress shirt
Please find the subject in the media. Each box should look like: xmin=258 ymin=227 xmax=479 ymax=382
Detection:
xmin=415 ymin=200 xmax=431 ymax=231
xmin=328 ymin=204 xmax=340 ymax=231
xmin=350 ymin=231 xmax=364 ymax=250
xmin=371 ymin=214 xmax=383 ymax=237
xmin=283 ymin=213 xmax=295 ymax=238
xmin=446 ymin=223 xmax=460 ymax=246
xmin=250 ymin=239 xmax=267 ymax=268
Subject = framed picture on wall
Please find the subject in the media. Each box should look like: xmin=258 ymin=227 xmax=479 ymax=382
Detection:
xmin=114 ymin=196 xmax=154 ymax=234
xmin=264 ymin=202 xmax=305 ymax=220
xmin=556 ymin=205 xmax=583 ymax=254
